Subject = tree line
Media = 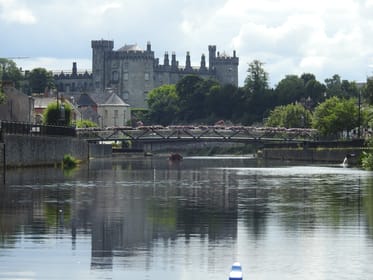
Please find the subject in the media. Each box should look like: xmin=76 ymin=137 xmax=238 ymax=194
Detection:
xmin=146 ymin=60 xmax=372 ymax=139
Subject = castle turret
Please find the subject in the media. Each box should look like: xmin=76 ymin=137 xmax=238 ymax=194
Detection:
xmin=72 ymin=62 xmax=77 ymax=77
xmin=164 ymin=52 xmax=169 ymax=66
xmin=208 ymin=45 xmax=216 ymax=70
xmin=171 ymin=52 xmax=177 ymax=69
xmin=200 ymin=54 xmax=207 ymax=71
xmin=91 ymin=40 xmax=114 ymax=92
xmin=185 ymin=51 xmax=192 ymax=71
xmin=147 ymin=41 xmax=151 ymax=52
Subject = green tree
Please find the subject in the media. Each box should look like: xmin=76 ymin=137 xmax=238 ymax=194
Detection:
xmin=364 ymin=78 xmax=373 ymax=105
xmin=43 ymin=102 xmax=71 ymax=126
xmin=176 ymin=75 xmax=218 ymax=122
xmin=147 ymin=84 xmax=179 ymax=125
xmin=29 ymin=67 xmax=54 ymax=93
xmin=275 ymin=75 xmax=305 ymax=105
xmin=312 ymin=96 xmax=358 ymax=138
xmin=0 ymin=58 xmax=23 ymax=88
xmin=244 ymin=60 xmax=269 ymax=94
xmin=265 ymin=103 xmax=312 ymax=128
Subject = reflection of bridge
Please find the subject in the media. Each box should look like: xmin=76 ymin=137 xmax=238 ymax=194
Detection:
xmin=77 ymin=125 xmax=319 ymax=144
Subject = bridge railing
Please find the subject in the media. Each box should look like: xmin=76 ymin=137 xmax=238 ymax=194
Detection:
xmin=76 ymin=125 xmax=319 ymax=142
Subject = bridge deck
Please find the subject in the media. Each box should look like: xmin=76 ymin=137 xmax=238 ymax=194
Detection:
xmin=77 ymin=126 xmax=319 ymax=143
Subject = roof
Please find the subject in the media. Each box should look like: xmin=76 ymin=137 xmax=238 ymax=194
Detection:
xmin=33 ymin=97 xmax=56 ymax=108
xmin=102 ymin=92 xmax=130 ymax=106
xmin=77 ymin=93 xmax=96 ymax=107
xmin=117 ymin=44 xmax=143 ymax=52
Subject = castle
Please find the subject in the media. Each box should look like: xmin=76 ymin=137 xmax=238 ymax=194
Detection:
xmin=54 ymin=40 xmax=239 ymax=108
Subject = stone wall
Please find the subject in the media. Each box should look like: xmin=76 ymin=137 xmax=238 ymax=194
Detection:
xmin=261 ymin=147 xmax=363 ymax=164
xmin=89 ymin=143 xmax=112 ymax=158
xmin=2 ymin=134 xmax=88 ymax=167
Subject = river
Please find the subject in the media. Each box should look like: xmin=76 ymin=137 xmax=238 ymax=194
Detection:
xmin=1 ymin=155 xmax=373 ymax=280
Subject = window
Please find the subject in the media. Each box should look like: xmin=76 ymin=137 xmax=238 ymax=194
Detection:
xmin=122 ymin=92 xmax=129 ymax=100
xmin=114 ymin=110 xmax=118 ymax=126
xmin=144 ymin=72 xmax=149 ymax=81
xmin=112 ymin=71 xmax=119 ymax=82
xmin=123 ymin=72 xmax=129 ymax=81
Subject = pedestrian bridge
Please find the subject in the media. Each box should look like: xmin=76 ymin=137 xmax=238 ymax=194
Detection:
xmin=77 ymin=125 xmax=319 ymax=144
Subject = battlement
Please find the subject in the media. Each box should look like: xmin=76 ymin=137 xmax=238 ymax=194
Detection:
xmin=91 ymin=40 xmax=114 ymax=50
xmin=54 ymin=71 xmax=92 ymax=80
xmin=108 ymin=50 xmax=154 ymax=60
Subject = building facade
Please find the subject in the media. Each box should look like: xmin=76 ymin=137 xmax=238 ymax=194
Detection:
xmin=55 ymin=40 xmax=239 ymax=108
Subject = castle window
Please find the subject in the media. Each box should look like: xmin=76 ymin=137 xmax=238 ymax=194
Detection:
xmin=112 ymin=71 xmax=119 ymax=82
xmin=124 ymin=72 xmax=129 ymax=81
xmin=124 ymin=62 xmax=129 ymax=70
xmin=144 ymin=72 xmax=149 ymax=81
xmin=122 ymin=91 xmax=129 ymax=100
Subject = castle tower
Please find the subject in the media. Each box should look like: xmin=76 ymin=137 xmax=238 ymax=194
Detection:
xmin=213 ymin=50 xmax=239 ymax=86
xmin=208 ymin=45 xmax=216 ymax=70
xmin=91 ymin=40 xmax=114 ymax=92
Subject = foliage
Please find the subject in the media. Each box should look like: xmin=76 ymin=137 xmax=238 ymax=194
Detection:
xmin=75 ymin=119 xmax=98 ymax=128
xmin=361 ymin=151 xmax=373 ymax=171
xmin=324 ymin=74 xmax=358 ymax=98
xmin=275 ymin=75 xmax=305 ymax=105
xmin=265 ymin=103 xmax=312 ymax=128
xmin=364 ymin=78 xmax=373 ymax=105
xmin=0 ymin=58 xmax=23 ymax=88
xmin=43 ymin=102 xmax=72 ymax=126
xmin=176 ymin=75 xmax=218 ymax=122
xmin=130 ymin=108 xmax=149 ymax=125
xmin=244 ymin=60 xmax=269 ymax=94
xmin=147 ymin=84 xmax=179 ymax=125
xmin=62 ymin=154 xmax=79 ymax=169
xmin=0 ymin=87 xmax=5 ymax=104
xmin=28 ymin=67 xmax=54 ymax=93
xmin=312 ymin=96 xmax=359 ymax=137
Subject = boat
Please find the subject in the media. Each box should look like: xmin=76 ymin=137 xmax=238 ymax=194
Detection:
xmin=168 ymin=153 xmax=183 ymax=161
xmin=229 ymin=262 xmax=243 ymax=280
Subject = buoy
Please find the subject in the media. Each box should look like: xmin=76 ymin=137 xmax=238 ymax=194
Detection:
xmin=229 ymin=262 xmax=243 ymax=280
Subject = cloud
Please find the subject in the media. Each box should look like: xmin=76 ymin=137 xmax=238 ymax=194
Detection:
xmin=3 ymin=0 xmax=373 ymax=87
xmin=0 ymin=0 xmax=37 ymax=24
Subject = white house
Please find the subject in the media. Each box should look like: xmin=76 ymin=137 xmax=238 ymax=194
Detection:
xmin=97 ymin=92 xmax=131 ymax=128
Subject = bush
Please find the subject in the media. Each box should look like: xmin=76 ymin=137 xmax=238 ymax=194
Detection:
xmin=62 ymin=154 xmax=79 ymax=169
xmin=43 ymin=102 xmax=72 ymax=126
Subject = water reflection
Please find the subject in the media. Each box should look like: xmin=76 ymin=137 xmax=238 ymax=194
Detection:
xmin=1 ymin=156 xmax=373 ymax=279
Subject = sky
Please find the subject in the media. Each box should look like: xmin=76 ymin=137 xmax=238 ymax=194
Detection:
xmin=2 ymin=0 xmax=373 ymax=87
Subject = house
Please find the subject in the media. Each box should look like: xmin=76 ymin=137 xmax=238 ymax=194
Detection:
xmin=97 ymin=92 xmax=130 ymax=128
xmin=76 ymin=93 xmax=100 ymax=125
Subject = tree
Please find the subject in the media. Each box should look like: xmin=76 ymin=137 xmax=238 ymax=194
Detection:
xmin=312 ymin=96 xmax=358 ymax=138
xmin=265 ymin=103 xmax=312 ymax=128
xmin=43 ymin=102 xmax=71 ymax=126
xmin=364 ymin=78 xmax=373 ymax=105
xmin=176 ymin=75 xmax=218 ymax=122
xmin=275 ymin=75 xmax=305 ymax=105
xmin=147 ymin=84 xmax=179 ymax=125
xmin=0 ymin=58 xmax=23 ymax=88
xmin=28 ymin=68 xmax=54 ymax=94
xmin=244 ymin=60 xmax=269 ymax=94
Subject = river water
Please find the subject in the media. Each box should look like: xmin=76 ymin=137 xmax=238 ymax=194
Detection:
xmin=1 ymin=155 xmax=373 ymax=280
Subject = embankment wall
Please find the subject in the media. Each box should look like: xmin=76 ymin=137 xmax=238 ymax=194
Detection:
xmin=2 ymin=134 xmax=89 ymax=167
xmin=261 ymin=147 xmax=364 ymax=164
